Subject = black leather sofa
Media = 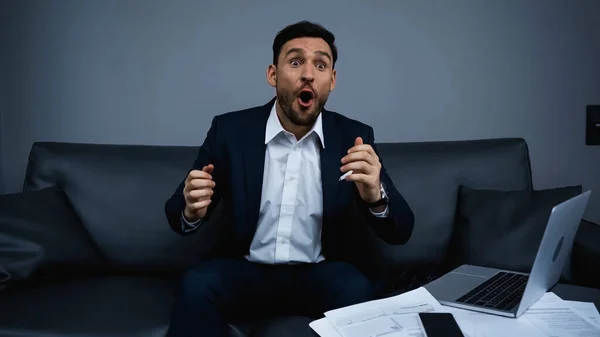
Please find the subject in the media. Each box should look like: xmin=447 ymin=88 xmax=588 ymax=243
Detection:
xmin=1 ymin=138 xmax=599 ymax=337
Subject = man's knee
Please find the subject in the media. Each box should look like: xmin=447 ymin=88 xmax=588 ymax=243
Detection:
xmin=321 ymin=265 xmax=376 ymax=311
xmin=176 ymin=266 xmax=222 ymax=304
xmin=337 ymin=274 xmax=376 ymax=305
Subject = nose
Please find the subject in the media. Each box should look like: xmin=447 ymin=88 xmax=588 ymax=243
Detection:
xmin=301 ymin=65 xmax=314 ymax=83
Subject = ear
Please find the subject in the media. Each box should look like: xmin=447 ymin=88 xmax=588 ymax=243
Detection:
xmin=267 ymin=64 xmax=277 ymax=88
xmin=329 ymin=68 xmax=337 ymax=92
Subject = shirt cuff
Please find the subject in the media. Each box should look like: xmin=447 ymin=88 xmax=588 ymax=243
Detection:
xmin=370 ymin=204 xmax=389 ymax=218
xmin=181 ymin=211 xmax=203 ymax=232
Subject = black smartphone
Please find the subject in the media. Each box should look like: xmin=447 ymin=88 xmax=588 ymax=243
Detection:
xmin=418 ymin=312 xmax=465 ymax=337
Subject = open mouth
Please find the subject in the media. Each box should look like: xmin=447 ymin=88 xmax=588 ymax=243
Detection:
xmin=298 ymin=90 xmax=314 ymax=107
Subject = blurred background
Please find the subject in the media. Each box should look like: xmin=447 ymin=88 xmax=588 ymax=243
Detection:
xmin=0 ymin=0 xmax=598 ymax=222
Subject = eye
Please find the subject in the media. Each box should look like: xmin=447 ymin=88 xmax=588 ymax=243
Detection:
xmin=291 ymin=59 xmax=301 ymax=67
xmin=316 ymin=63 xmax=326 ymax=70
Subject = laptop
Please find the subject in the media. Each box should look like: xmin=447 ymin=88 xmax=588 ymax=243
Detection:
xmin=425 ymin=190 xmax=591 ymax=318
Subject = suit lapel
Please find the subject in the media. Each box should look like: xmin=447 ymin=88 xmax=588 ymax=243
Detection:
xmin=320 ymin=109 xmax=345 ymax=224
xmin=243 ymin=99 xmax=273 ymax=235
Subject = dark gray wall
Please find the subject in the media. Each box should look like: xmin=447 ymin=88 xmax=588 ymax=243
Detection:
xmin=1 ymin=0 xmax=599 ymax=222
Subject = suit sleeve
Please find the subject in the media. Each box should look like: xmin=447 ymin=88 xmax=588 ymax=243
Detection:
xmin=165 ymin=116 xmax=224 ymax=236
xmin=359 ymin=126 xmax=415 ymax=245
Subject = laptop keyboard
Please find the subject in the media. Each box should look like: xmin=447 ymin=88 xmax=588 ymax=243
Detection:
xmin=456 ymin=271 xmax=529 ymax=311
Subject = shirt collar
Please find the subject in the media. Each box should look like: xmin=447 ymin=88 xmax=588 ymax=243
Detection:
xmin=265 ymin=100 xmax=325 ymax=148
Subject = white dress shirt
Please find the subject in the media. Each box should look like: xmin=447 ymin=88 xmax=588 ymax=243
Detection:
xmin=247 ymin=102 xmax=326 ymax=264
xmin=181 ymin=101 xmax=388 ymax=264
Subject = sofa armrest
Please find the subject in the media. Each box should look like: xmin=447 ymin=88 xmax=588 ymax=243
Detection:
xmin=571 ymin=219 xmax=600 ymax=289
xmin=551 ymin=283 xmax=600 ymax=311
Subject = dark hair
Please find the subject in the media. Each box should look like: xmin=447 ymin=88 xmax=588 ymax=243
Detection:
xmin=272 ymin=21 xmax=338 ymax=68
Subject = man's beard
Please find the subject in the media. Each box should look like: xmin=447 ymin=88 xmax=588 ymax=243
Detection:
xmin=277 ymin=88 xmax=326 ymax=127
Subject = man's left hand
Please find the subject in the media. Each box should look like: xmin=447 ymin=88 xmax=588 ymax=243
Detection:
xmin=341 ymin=137 xmax=382 ymax=203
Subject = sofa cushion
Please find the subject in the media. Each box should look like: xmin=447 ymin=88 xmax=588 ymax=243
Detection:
xmin=0 ymin=276 xmax=305 ymax=337
xmin=0 ymin=185 xmax=105 ymax=287
xmin=0 ymin=276 xmax=175 ymax=337
xmin=571 ymin=219 xmax=600 ymax=288
xmin=446 ymin=185 xmax=583 ymax=280
xmin=0 ymin=266 xmax=8 ymax=286
xmin=22 ymin=142 xmax=224 ymax=273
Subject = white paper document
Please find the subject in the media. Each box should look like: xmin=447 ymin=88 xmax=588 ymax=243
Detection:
xmin=523 ymin=292 xmax=600 ymax=337
xmin=309 ymin=288 xmax=600 ymax=337
xmin=443 ymin=306 xmax=546 ymax=337
xmin=309 ymin=317 xmax=342 ymax=337
xmin=566 ymin=300 xmax=600 ymax=326
xmin=321 ymin=287 xmax=442 ymax=337
xmin=447 ymin=293 xmax=600 ymax=337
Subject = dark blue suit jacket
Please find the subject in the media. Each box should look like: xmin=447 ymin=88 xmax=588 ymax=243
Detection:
xmin=165 ymin=98 xmax=414 ymax=269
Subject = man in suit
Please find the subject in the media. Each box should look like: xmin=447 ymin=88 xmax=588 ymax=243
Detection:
xmin=164 ymin=21 xmax=415 ymax=337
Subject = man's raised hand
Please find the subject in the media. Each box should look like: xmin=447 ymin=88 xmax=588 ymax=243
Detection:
xmin=340 ymin=137 xmax=382 ymax=204
xmin=183 ymin=164 xmax=215 ymax=222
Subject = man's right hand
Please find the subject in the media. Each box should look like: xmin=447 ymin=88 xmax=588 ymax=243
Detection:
xmin=183 ymin=164 xmax=215 ymax=222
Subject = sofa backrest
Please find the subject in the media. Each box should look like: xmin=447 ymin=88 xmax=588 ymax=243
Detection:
xmin=23 ymin=142 xmax=208 ymax=273
xmin=22 ymin=138 xmax=532 ymax=274
xmin=370 ymin=138 xmax=532 ymax=272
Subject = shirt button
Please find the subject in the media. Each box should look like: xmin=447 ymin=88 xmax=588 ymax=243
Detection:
xmin=280 ymin=238 xmax=288 ymax=244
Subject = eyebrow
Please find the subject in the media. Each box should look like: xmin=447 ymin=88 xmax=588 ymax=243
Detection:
xmin=285 ymin=48 xmax=332 ymax=63
xmin=315 ymin=50 xmax=332 ymax=63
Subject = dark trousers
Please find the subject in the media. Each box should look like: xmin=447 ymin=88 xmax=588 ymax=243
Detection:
xmin=166 ymin=258 xmax=376 ymax=337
